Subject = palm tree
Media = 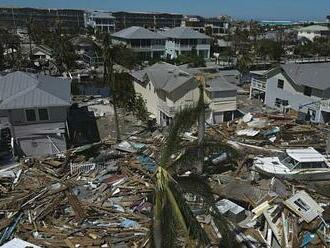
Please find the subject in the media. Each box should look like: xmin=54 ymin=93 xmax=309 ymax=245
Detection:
xmin=102 ymin=34 xmax=136 ymax=142
xmin=152 ymin=82 xmax=240 ymax=247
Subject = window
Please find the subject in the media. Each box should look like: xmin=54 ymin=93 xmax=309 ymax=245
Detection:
xmin=277 ymin=79 xmax=284 ymax=89
xmin=25 ymin=109 xmax=36 ymax=122
xmin=38 ymin=108 xmax=49 ymax=121
xmin=275 ymin=98 xmax=289 ymax=108
xmin=275 ymin=98 xmax=282 ymax=107
xmin=304 ymin=86 xmax=312 ymax=96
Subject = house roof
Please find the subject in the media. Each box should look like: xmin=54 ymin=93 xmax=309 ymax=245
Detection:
xmin=298 ymin=25 xmax=329 ymax=32
xmin=112 ymin=26 xmax=166 ymax=40
xmin=205 ymin=76 xmax=237 ymax=92
xmin=162 ymin=26 xmax=211 ymax=39
xmin=280 ymin=63 xmax=330 ymax=90
xmin=286 ymin=147 xmax=326 ymax=163
xmin=0 ymin=71 xmax=71 ymax=110
xmin=131 ymin=62 xmax=195 ymax=93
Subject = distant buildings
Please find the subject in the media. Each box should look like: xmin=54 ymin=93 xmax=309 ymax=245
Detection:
xmin=181 ymin=15 xmax=230 ymax=36
xmin=111 ymin=11 xmax=183 ymax=31
xmin=131 ymin=62 xmax=238 ymax=126
xmin=0 ymin=72 xmax=71 ymax=156
xmin=162 ymin=27 xmax=212 ymax=59
xmin=297 ymin=25 xmax=330 ymax=41
xmin=0 ymin=7 xmax=84 ymax=32
xmin=111 ymin=26 xmax=166 ymax=60
xmin=250 ymin=63 xmax=330 ymax=123
xmin=84 ymin=11 xmax=116 ymax=33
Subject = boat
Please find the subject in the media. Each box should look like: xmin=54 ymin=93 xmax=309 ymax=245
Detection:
xmin=253 ymin=147 xmax=330 ymax=181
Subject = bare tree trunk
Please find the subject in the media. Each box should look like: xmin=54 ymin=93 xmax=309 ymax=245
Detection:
xmin=197 ymin=83 xmax=205 ymax=174
xmin=111 ymin=69 xmax=121 ymax=142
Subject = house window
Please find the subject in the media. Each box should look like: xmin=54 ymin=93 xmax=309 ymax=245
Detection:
xmin=304 ymin=86 xmax=312 ymax=96
xmin=275 ymin=98 xmax=282 ymax=107
xmin=25 ymin=109 xmax=36 ymax=122
xmin=38 ymin=108 xmax=49 ymax=121
xmin=275 ymin=98 xmax=288 ymax=108
xmin=277 ymin=79 xmax=284 ymax=89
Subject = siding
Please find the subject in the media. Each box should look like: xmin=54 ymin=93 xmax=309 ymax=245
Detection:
xmin=265 ymin=73 xmax=321 ymax=112
xmin=9 ymin=106 xmax=68 ymax=125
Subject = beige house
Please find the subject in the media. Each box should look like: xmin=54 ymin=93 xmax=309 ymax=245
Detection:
xmin=131 ymin=62 xmax=237 ymax=126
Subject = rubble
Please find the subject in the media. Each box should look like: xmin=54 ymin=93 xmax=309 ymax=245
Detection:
xmin=1 ymin=110 xmax=330 ymax=248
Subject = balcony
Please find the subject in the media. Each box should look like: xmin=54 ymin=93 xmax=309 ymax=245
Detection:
xmin=251 ymin=78 xmax=266 ymax=91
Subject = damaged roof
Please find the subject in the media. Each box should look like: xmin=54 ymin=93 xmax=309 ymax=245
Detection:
xmin=112 ymin=26 xmax=166 ymax=40
xmin=0 ymin=71 xmax=71 ymax=110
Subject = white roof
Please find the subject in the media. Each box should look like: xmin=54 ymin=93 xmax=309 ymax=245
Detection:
xmin=286 ymin=147 xmax=325 ymax=162
xmin=298 ymin=25 xmax=329 ymax=32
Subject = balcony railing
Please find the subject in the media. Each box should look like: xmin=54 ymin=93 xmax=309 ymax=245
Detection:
xmin=251 ymin=78 xmax=266 ymax=91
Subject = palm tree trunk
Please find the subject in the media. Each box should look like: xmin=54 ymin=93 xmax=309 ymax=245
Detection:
xmin=110 ymin=68 xmax=121 ymax=142
xmin=197 ymin=84 xmax=205 ymax=174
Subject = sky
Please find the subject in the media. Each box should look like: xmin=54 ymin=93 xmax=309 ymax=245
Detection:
xmin=0 ymin=0 xmax=329 ymax=21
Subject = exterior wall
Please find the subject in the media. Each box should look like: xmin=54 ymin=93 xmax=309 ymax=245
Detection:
xmin=8 ymin=106 xmax=68 ymax=125
xmin=112 ymin=38 xmax=165 ymax=59
xmin=133 ymin=79 xmax=160 ymax=121
xmin=133 ymin=79 xmax=199 ymax=125
xmin=265 ymin=73 xmax=321 ymax=113
xmin=206 ymin=90 xmax=237 ymax=124
xmin=298 ymin=31 xmax=321 ymax=41
xmin=165 ymin=39 xmax=211 ymax=59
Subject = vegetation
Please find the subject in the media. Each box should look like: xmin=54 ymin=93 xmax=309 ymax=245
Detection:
xmin=102 ymin=35 xmax=139 ymax=141
xmin=152 ymin=83 xmax=239 ymax=247
xmin=255 ymin=39 xmax=284 ymax=61
xmin=174 ymin=47 xmax=206 ymax=68
xmin=294 ymin=37 xmax=330 ymax=57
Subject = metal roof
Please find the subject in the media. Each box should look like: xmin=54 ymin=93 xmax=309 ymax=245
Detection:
xmin=281 ymin=63 xmax=330 ymax=90
xmin=286 ymin=147 xmax=326 ymax=162
xmin=0 ymin=71 xmax=71 ymax=110
xmin=112 ymin=26 xmax=166 ymax=40
xmin=205 ymin=76 xmax=237 ymax=92
xmin=162 ymin=26 xmax=211 ymax=39
xmin=298 ymin=25 xmax=329 ymax=32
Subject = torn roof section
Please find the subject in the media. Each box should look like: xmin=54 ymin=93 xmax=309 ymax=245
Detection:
xmin=0 ymin=71 xmax=71 ymax=110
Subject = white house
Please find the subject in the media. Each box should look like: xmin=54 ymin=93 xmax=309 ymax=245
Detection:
xmin=131 ymin=62 xmax=237 ymax=126
xmin=111 ymin=26 xmax=166 ymax=60
xmin=162 ymin=27 xmax=211 ymax=59
xmin=297 ymin=25 xmax=330 ymax=41
xmin=84 ymin=11 xmax=116 ymax=33
xmin=250 ymin=63 xmax=330 ymax=123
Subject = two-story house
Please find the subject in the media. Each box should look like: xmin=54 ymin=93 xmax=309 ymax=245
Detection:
xmin=0 ymin=71 xmax=71 ymax=157
xmin=250 ymin=63 xmax=330 ymax=123
xmin=111 ymin=26 xmax=166 ymax=60
xmin=162 ymin=26 xmax=211 ymax=59
xmin=131 ymin=62 xmax=237 ymax=126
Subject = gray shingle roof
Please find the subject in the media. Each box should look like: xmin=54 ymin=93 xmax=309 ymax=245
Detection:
xmin=0 ymin=71 xmax=71 ymax=110
xmin=131 ymin=62 xmax=195 ymax=93
xmin=281 ymin=63 xmax=330 ymax=90
xmin=162 ymin=27 xmax=211 ymax=39
xmin=131 ymin=62 xmax=198 ymax=102
xmin=205 ymin=76 xmax=238 ymax=92
xmin=112 ymin=26 xmax=166 ymax=40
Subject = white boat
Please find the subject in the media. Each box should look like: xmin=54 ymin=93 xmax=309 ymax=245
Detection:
xmin=253 ymin=147 xmax=330 ymax=181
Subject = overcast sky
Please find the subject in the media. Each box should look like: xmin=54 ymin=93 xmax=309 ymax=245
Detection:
xmin=1 ymin=0 xmax=329 ymax=21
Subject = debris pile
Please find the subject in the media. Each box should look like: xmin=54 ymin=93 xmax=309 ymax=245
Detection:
xmin=0 ymin=142 xmax=155 ymax=247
